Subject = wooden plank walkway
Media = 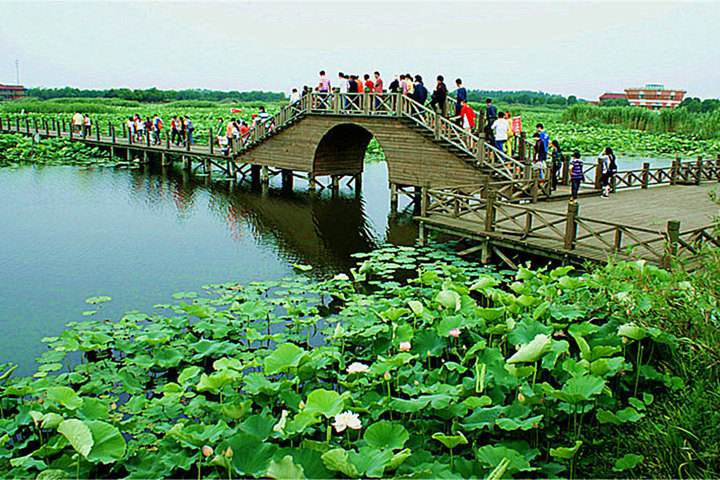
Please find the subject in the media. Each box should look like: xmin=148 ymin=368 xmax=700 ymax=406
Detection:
xmin=419 ymin=181 xmax=720 ymax=267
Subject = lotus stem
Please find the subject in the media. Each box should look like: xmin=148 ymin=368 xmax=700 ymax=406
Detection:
xmin=633 ymin=342 xmax=644 ymax=397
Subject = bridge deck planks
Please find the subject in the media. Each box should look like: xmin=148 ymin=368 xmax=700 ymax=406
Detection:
xmin=422 ymin=183 xmax=719 ymax=265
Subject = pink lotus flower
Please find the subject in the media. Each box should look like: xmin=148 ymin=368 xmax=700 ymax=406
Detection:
xmin=202 ymin=445 xmax=214 ymax=457
xmin=399 ymin=341 xmax=412 ymax=352
xmin=449 ymin=328 xmax=461 ymax=338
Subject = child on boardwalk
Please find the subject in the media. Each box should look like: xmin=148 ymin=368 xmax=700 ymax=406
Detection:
xmin=570 ymin=151 xmax=583 ymax=203
xmin=598 ymin=146 xmax=617 ymax=198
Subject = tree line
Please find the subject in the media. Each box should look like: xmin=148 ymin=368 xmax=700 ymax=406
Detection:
xmin=27 ymin=87 xmax=286 ymax=103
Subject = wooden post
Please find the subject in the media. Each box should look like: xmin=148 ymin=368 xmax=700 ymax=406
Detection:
xmin=434 ymin=115 xmax=441 ymax=140
xmin=24 ymin=117 xmax=29 ymax=134
xmin=561 ymin=155 xmax=570 ymax=186
xmin=695 ymin=156 xmax=702 ymax=185
xmin=641 ymin=162 xmax=650 ymax=189
xmin=478 ymin=140 xmax=486 ymax=167
xmin=354 ymin=173 xmax=362 ymax=198
xmin=395 ymin=93 xmax=403 ymax=117
xmin=308 ymin=174 xmax=317 ymax=192
xmin=182 ymin=156 xmax=191 ymax=172
xmin=420 ymin=185 xmax=429 ymax=217
xmin=518 ymin=132 xmax=526 ymax=161
xmin=33 ymin=118 xmax=38 ymax=133
xmin=111 ymin=125 xmax=116 ymax=144
xmin=663 ymin=220 xmax=681 ymax=268
xmin=261 ymin=166 xmax=269 ymax=186
xmin=69 ymin=124 xmax=73 ymax=141
xmin=363 ymin=92 xmax=370 ymax=115
xmin=122 ymin=123 xmax=127 ymax=138
xmin=166 ymin=132 xmax=170 ymax=150
xmin=670 ymin=157 xmax=679 ymax=185
xmin=251 ymin=164 xmax=261 ymax=186
xmin=484 ymin=191 xmax=497 ymax=232
xmin=44 ymin=120 xmax=49 ymax=136
xmin=564 ymin=202 xmax=579 ymax=250
xmin=390 ymin=183 xmax=399 ymax=213
xmin=716 ymin=154 xmax=720 ymax=182
xmin=531 ymin=171 xmax=540 ymax=203
xmin=281 ymin=169 xmax=293 ymax=191
xmin=594 ymin=158 xmax=603 ymax=190
xmin=209 ymin=128 xmax=214 ymax=155
xmin=108 ymin=121 xmax=112 ymax=136
xmin=331 ymin=176 xmax=340 ymax=196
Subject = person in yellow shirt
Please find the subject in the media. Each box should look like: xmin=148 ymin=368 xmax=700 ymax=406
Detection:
xmin=505 ymin=111 xmax=514 ymax=158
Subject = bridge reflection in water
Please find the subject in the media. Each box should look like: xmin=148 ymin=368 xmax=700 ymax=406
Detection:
xmin=129 ymin=161 xmax=419 ymax=274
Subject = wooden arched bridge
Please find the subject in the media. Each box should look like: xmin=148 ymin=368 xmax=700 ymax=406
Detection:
xmin=2 ymin=92 xmax=719 ymax=269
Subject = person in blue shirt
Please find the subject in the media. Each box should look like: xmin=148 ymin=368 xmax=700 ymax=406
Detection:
xmin=485 ymin=98 xmax=497 ymax=142
xmin=536 ymin=123 xmax=550 ymax=152
xmin=454 ymin=78 xmax=467 ymax=117
xmin=412 ymin=75 xmax=428 ymax=104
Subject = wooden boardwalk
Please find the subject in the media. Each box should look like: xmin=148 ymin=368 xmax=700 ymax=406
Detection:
xmin=419 ymin=179 xmax=720 ymax=268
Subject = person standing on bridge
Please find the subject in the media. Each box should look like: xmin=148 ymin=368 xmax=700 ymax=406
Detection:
xmin=550 ymin=140 xmax=563 ymax=191
xmin=126 ymin=117 xmax=136 ymax=140
xmin=388 ymin=74 xmax=400 ymax=93
xmin=459 ymin=100 xmax=476 ymax=132
xmin=532 ymin=132 xmax=547 ymax=180
xmin=318 ymin=71 xmax=331 ymax=93
xmin=485 ymin=98 xmax=498 ymax=142
xmin=569 ymin=151 xmax=583 ymax=203
xmin=412 ymin=75 xmax=428 ymax=105
xmin=152 ymin=114 xmax=163 ymax=145
xmin=363 ymin=74 xmax=374 ymax=92
xmin=598 ymin=146 xmax=617 ymax=198
xmin=454 ymin=79 xmax=467 ymax=117
xmin=289 ymin=88 xmax=301 ymax=105
xmin=72 ymin=112 xmax=83 ymax=134
xmin=170 ymin=116 xmax=180 ymax=146
xmin=83 ymin=114 xmax=91 ymax=137
xmin=491 ymin=112 xmax=510 ymax=154
xmin=144 ymin=117 xmax=152 ymax=142
xmin=429 ymin=75 xmax=448 ymax=116
xmin=536 ymin=123 xmax=549 ymax=153
xmin=373 ymin=72 xmax=383 ymax=93
xmin=185 ymin=116 xmax=194 ymax=145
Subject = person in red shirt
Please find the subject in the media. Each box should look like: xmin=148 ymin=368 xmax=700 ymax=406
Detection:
xmin=373 ymin=71 xmax=383 ymax=93
xmin=363 ymin=74 xmax=374 ymax=92
xmin=459 ymin=100 xmax=476 ymax=131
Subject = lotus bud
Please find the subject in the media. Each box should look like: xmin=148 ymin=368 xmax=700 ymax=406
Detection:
xmin=399 ymin=341 xmax=411 ymax=352
xmin=383 ymin=371 xmax=391 ymax=381
xmin=518 ymin=393 xmax=526 ymax=402
xmin=202 ymin=445 xmax=214 ymax=457
xmin=223 ymin=446 xmax=234 ymax=458
xmin=298 ymin=400 xmax=305 ymax=409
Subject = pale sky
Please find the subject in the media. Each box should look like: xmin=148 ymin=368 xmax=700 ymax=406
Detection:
xmin=1 ymin=0 xmax=718 ymax=99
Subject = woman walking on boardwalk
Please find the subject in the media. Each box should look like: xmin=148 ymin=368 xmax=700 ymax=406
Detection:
xmin=569 ymin=151 xmax=583 ymax=203
xmin=550 ymin=140 xmax=563 ymax=191
xmin=598 ymin=147 xmax=617 ymax=198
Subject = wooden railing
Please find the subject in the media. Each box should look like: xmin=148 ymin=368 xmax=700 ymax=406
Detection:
xmin=574 ymin=157 xmax=720 ymax=191
xmin=420 ymin=185 xmax=719 ymax=266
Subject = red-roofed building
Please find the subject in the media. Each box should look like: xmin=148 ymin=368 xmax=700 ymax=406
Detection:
xmin=0 ymin=84 xmax=27 ymax=101
xmin=624 ymin=84 xmax=685 ymax=110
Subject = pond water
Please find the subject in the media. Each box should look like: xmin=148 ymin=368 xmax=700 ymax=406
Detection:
xmin=0 ymin=161 xmax=419 ymax=375
xmin=0 ymin=155 xmax=658 ymax=375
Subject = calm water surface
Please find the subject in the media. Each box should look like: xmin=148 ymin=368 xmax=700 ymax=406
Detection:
xmin=0 ymin=156 xmax=658 ymax=374
xmin=0 ymin=162 xmax=417 ymax=374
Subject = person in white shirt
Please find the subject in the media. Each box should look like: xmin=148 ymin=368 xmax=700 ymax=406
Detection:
xmin=289 ymin=88 xmax=300 ymax=104
xmin=491 ymin=112 xmax=510 ymax=154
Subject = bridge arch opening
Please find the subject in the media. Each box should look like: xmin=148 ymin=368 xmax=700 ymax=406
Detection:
xmin=312 ymin=123 xmax=384 ymax=177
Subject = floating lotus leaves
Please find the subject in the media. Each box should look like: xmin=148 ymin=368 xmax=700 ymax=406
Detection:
xmin=507 ymin=334 xmax=552 ymax=364
xmin=263 ymin=343 xmax=307 ymax=375
xmin=364 ymin=421 xmax=410 ymax=451
xmin=45 ymin=386 xmax=83 ymax=410
xmin=432 ymin=431 xmax=468 ymax=449
xmin=85 ymin=295 xmax=112 ymax=305
xmin=266 ymin=455 xmax=306 ymax=479
xmin=57 ymin=419 xmax=93 ymax=458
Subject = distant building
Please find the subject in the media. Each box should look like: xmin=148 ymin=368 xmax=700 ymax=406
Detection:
xmin=624 ymin=84 xmax=685 ymax=110
xmin=599 ymin=92 xmax=627 ymax=102
xmin=0 ymin=84 xmax=27 ymax=101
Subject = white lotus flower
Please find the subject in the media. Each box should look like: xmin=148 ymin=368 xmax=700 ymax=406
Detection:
xmin=333 ymin=273 xmax=350 ymax=281
xmin=272 ymin=409 xmax=289 ymax=433
xmin=333 ymin=411 xmax=362 ymax=433
xmin=399 ymin=341 xmax=412 ymax=352
xmin=346 ymin=362 xmax=370 ymax=374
